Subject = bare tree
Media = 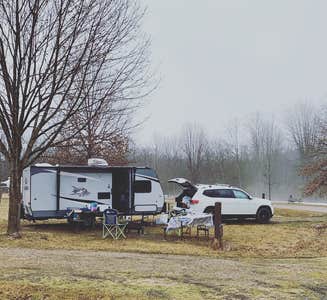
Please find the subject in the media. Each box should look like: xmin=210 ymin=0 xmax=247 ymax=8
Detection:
xmin=301 ymin=105 xmax=327 ymax=195
xmin=247 ymin=113 xmax=265 ymax=191
xmin=44 ymin=10 xmax=151 ymax=165
xmin=227 ymin=118 xmax=243 ymax=187
xmin=285 ymin=102 xmax=319 ymax=162
xmin=0 ymin=0 xmax=148 ymax=236
xmin=180 ymin=123 xmax=207 ymax=183
xmin=204 ymin=139 xmax=229 ymax=184
xmin=247 ymin=114 xmax=283 ymax=199
xmin=261 ymin=118 xmax=283 ymax=200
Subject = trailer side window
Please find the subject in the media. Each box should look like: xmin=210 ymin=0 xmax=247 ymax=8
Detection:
xmin=98 ymin=192 xmax=111 ymax=199
xmin=134 ymin=180 xmax=151 ymax=193
xmin=78 ymin=178 xmax=86 ymax=182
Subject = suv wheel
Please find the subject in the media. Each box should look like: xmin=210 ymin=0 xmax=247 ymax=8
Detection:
xmin=256 ymin=207 xmax=271 ymax=224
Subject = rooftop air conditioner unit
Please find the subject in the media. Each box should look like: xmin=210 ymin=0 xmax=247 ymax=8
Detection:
xmin=35 ymin=163 xmax=53 ymax=167
xmin=87 ymin=158 xmax=108 ymax=167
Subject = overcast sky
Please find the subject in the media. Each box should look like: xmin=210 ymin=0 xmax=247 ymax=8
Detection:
xmin=134 ymin=0 xmax=327 ymax=144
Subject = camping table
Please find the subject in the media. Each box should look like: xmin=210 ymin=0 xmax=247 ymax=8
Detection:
xmin=165 ymin=213 xmax=213 ymax=239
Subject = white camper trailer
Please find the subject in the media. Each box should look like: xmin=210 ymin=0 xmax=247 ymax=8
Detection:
xmin=22 ymin=164 xmax=164 ymax=220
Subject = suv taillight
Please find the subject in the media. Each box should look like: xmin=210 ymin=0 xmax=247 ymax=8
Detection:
xmin=190 ymin=199 xmax=200 ymax=204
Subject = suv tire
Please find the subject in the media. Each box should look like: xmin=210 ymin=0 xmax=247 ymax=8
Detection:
xmin=256 ymin=207 xmax=271 ymax=224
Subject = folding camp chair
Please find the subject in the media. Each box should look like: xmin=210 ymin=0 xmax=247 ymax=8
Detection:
xmin=102 ymin=209 xmax=127 ymax=239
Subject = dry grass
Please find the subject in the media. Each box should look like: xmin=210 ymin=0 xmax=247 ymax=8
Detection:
xmin=0 ymin=193 xmax=8 ymax=220
xmin=0 ymin=195 xmax=327 ymax=299
xmin=274 ymin=207 xmax=326 ymax=218
xmin=0 ymin=196 xmax=326 ymax=259
xmin=0 ymin=247 xmax=326 ymax=300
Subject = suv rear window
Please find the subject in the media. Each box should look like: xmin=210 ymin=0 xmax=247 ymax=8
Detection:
xmin=203 ymin=189 xmax=234 ymax=198
xmin=233 ymin=189 xmax=249 ymax=199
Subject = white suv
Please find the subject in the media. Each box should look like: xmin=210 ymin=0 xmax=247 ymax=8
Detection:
xmin=168 ymin=178 xmax=274 ymax=223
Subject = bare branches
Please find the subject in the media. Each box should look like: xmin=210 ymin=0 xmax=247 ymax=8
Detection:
xmin=301 ymin=105 xmax=327 ymax=195
xmin=0 ymin=0 xmax=150 ymax=164
xmin=180 ymin=123 xmax=207 ymax=183
xmin=285 ymin=102 xmax=319 ymax=161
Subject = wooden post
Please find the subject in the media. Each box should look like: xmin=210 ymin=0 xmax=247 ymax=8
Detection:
xmin=211 ymin=202 xmax=223 ymax=250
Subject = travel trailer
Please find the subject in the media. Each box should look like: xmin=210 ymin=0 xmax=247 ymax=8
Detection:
xmin=22 ymin=161 xmax=164 ymax=220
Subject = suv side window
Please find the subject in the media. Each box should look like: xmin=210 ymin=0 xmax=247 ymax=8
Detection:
xmin=203 ymin=189 xmax=234 ymax=198
xmin=203 ymin=189 xmax=219 ymax=197
xmin=217 ymin=189 xmax=235 ymax=198
xmin=233 ymin=189 xmax=250 ymax=199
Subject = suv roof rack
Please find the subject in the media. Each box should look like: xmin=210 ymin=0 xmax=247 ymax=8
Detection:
xmin=215 ymin=183 xmax=233 ymax=187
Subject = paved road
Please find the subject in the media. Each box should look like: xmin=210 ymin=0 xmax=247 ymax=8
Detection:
xmin=273 ymin=203 xmax=327 ymax=213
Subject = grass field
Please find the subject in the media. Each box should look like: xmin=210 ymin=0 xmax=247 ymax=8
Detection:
xmin=0 ymin=195 xmax=326 ymax=299
xmin=1 ymin=196 xmax=326 ymax=259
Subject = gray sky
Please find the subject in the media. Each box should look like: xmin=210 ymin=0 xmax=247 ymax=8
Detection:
xmin=135 ymin=0 xmax=327 ymax=144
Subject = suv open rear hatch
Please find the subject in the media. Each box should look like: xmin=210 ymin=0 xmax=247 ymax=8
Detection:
xmin=168 ymin=178 xmax=198 ymax=208
xmin=168 ymin=178 xmax=197 ymax=191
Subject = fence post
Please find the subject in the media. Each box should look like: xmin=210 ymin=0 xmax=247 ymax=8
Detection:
xmin=212 ymin=202 xmax=223 ymax=250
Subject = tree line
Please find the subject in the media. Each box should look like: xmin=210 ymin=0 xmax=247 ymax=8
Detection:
xmin=130 ymin=102 xmax=327 ymax=200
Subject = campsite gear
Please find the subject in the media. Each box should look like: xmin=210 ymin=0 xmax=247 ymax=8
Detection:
xmin=102 ymin=209 xmax=127 ymax=239
xmin=66 ymin=208 xmax=96 ymax=228
xmin=90 ymin=202 xmax=97 ymax=212
xmin=182 ymin=195 xmax=191 ymax=208
xmin=155 ymin=213 xmax=168 ymax=225
xmin=169 ymin=207 xmax=187 ymax=219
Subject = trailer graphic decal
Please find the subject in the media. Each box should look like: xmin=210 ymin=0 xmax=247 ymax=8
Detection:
xmin=71 ymin=186 xmax=90 ymax=197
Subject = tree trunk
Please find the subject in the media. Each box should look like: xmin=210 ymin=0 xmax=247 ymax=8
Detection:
xmin=7 ymin=162 xmax=22 ymax=237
